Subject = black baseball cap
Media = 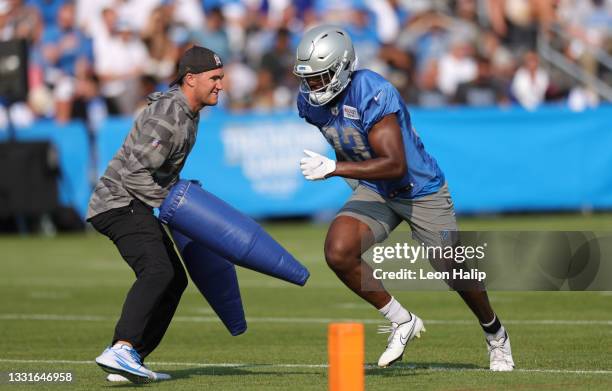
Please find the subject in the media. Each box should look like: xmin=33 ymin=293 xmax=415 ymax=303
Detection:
xmin=169 ymin=46 xmax=224 ymax=87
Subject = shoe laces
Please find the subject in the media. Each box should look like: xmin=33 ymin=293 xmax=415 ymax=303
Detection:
xmin=377 ymin=324 xmax=396 ymax=334
xmin=120 ymin=345 xmax=143 ymax=366
xmin=377 ymin=323 xmax=399 ymax=345
xmin=488 ymin=336 xmax=509 ymax=361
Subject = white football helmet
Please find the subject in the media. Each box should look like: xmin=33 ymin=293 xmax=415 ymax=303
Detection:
xmin=293 ymin=25 xmax=356 ymax=106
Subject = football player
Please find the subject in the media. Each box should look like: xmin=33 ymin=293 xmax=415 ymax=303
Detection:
xmin=294 ymin=25 xmax=514 ymax=371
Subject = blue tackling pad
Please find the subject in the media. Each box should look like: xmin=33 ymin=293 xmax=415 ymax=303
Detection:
xmin=159 ymin=180 xmax=310 ymax=286
xmin=171 ymin=228 xmax=247 ymax=336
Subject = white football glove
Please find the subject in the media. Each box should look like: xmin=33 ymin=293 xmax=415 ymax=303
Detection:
xmin=300 ymin=149 xmax=336 ymax=180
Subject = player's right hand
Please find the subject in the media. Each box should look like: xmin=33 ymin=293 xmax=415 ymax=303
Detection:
xmin=300 ymin=150 xmax=336 ymax=180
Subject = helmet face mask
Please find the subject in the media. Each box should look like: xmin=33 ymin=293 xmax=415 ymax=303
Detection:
xmin=294 ymin=25 xmax=356 ymax=106
xmin=298 ymin=62 xmax=341 ymax=106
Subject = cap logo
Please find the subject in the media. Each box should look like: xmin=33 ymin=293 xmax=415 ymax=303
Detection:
xmin=214 ymin=54 xmax=222 ymax=66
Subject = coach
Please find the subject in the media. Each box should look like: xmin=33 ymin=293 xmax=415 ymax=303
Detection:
xmin=87 ymin=46 xmax=224 ymax=384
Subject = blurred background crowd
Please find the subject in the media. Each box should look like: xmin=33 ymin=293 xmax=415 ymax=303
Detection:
xmin=0 ymin=0 xmax=610 ymax=129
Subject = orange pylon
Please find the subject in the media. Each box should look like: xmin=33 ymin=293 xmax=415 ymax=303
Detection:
xmin=328 ymin=323 xmax=364 ymax=391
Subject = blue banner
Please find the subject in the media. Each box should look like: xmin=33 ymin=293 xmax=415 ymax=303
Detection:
xmin=5 ymin=104 xmax=611 ymax=220
xmin=95 ymin=105 xmax=612 ymax=217
xmin=412 ymin=105 xmax=612 ymax=213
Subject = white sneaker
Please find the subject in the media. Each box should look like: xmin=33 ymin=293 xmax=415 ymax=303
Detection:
xmin=377 ymin=313 xmax=425 ymax=367
xmin=487 ymin=331 xmax=515 ymax=371
xmin=106 ymin=371 xmax=171 ymax=382
xmin=95 ymin=344 xmax=154 ymax=384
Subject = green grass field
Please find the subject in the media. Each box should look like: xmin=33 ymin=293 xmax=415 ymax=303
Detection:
xmin=1 ymin=213 xmax=611 ymax=390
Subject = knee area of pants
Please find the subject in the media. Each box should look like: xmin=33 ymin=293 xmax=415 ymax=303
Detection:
xmin=142 ymin=266 xmax=176 ymax=286
xmin=324 ymin=241 xmax=360 ymax=272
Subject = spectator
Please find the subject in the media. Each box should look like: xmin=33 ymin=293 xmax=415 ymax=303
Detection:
xmin=377 ymin=43 xmax=415 ymax=99
xmin=27 ymin=0 xmax=66 ymax=25
xmin=259 ymin=27 xmax=296 ymax=91
xmin=364 ymin=0 xmax=400 ymax=44
xmin=94 ymin=18 xmax=149 ymax=115
xmin=567 ymin=84 xmax=599 ymax=111
xmin=454 ymin=56 xmax=508 ymax=106
xmin=487 ymin=0 xmax=555 ymax=52
xmin=0 ymin=3 xmax=10 ymax=40
xmin=559 ymin=0 xmax=612 ymax=79
xmin=242 ymin=5 xmax=275 ymax=67
xmin=412 ymin=59 xmax=450 ymax=107
xmin=223 ymin=61 xmax=257 ymax=111
xmin=397 ymin=10 xmax=451 ymax=72
xmin=2 ymin=0 xmax=42 ymax=42
xmin=115 ymin=0 xmax=162 ymax=33
xmin=343 ymin=7 xmax=381 ymax=70
xmin=166 ymin=0 xmax=204 ymax=31
xmin=190 ymin=6 xmax=231 ymax=62
xmin=313 ymin=0 xmax=355 ymax=24
xmin=437 ymin=38 xmax=477 ymax=96
xmin=511 ymin=51 xmax=549 ymax=110
xmin=261 ymin=0 xmax=295 ymax=29
xmin=448 ymin=0 xmax=480 ymax=45
xmin=220 ymin=1 xmax=249 ymax=57
xmin=251 ymin=68 xmax=276 ymax=111
xmin=74 ymin=0 xmax=112 ymax=36
xmin=5 ymin=0 xmax=609 ymax=118
xmin=141 ymin=5 xmax=179 ymax=82
xmin=40 ymin=1 xmax=93 ymax=122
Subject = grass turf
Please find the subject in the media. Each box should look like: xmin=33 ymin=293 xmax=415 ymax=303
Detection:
xmin=0 ymin=213 xmax=611 ymax=390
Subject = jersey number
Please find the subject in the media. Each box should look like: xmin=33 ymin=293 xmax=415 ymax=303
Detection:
xmin=322 ymin=125 xmax=372 ymax=161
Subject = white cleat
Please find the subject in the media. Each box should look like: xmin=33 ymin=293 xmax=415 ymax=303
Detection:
xmin=487 ymin=332 xmax=515 ymax=371
xmin=377 ymin=314 xmax=425 ymax=368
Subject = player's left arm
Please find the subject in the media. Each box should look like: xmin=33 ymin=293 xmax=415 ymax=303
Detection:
xmin=331 ymin=114 xmax=406 ymax=180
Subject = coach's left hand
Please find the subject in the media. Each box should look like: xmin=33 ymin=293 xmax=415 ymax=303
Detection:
xmin=300 ymin=150 xmax=336 ymax=180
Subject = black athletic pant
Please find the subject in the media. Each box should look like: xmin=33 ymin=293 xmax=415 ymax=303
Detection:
xmin=89 ymin=199 xmax=188 ymax=360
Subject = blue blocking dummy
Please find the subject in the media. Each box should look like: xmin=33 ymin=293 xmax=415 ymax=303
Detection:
xmin=171 ymin=229 xmax=247 ymax=336
xmin=159 ymin=180 xmax=310 ymax=286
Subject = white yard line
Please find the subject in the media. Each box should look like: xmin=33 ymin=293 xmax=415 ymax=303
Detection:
xmin=0 ymin=358 xmax=610 ymax=375
xmin=0 ymin=313 xmax=611 ymax=326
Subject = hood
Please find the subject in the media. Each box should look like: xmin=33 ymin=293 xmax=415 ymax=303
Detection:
xmin=146 ymin=86 xmax=198 ymax=119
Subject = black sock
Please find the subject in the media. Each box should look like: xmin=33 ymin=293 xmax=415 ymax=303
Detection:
xmin=481 ymin=314 xmax=502 ymax=334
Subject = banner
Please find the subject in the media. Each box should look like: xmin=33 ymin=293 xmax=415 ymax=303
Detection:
xmin=95 ymin=105 xmax=612 ymax=217
xmin=4 ymin=104 xmax=610 ymax=220
xmin=413 ymin=105 xmax=612 ymax=212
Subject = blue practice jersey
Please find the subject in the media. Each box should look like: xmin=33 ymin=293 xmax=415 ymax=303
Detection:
xmin=297 ymin=69 xmax=445 ymax=199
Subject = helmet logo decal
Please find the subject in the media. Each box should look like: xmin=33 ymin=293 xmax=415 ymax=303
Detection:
xmin=296 ymin=65 xmax=313 ymax=73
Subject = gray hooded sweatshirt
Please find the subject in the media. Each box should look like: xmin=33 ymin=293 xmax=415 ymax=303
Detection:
xmin=87 ymin=86 xmax=200 ymax=220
